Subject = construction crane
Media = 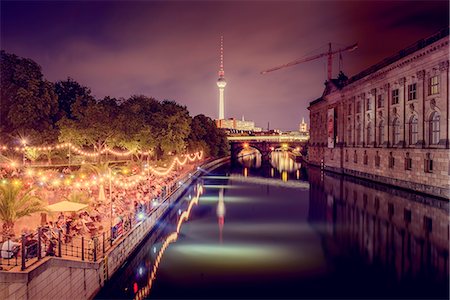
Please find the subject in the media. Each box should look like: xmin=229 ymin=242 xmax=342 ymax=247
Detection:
xmin=261 ymin=42 xmax=358 ymax=80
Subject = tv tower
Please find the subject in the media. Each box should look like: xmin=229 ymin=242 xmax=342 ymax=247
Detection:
xmin=217 ymin=36 xmax=227 ymax=120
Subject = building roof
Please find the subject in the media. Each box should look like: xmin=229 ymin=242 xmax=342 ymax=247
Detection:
xmin=308 ymin=97 xmax=324 ymax=109
xmin=347 ymin=27 xmax=449 ymax=85
xmin=308 ymin=27 xmax=449 ymax=108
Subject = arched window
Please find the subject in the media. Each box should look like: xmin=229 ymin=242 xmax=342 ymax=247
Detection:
xmin=392 ymin=118 xmax=400 ymax=145
xmin=378 ymin=120 xmax=385 ymax=145
xmin=366 ymin=122 xmax=372 ymax=145
xmin=409 ymin=115 xmax=418 ymax=145
xmin=347 ymin=125 xmax=352 ymax=145
xmin=356 ymin=123 xmax=362 ymax=145
xmin=429 ymin=112 xmax=440 ymax=145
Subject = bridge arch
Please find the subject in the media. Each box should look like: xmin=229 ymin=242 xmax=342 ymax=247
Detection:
xmin=229 ymin=140 xmax=306 ymax=163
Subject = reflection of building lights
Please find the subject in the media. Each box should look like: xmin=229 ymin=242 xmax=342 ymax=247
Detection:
xmin=271 ymin=168 xmax=274 ymax=177
xmin=134 ymin=185 xmax=201 ymax=300
xmin=243 ymin=168 xmax=248 ymax=177
xmin=282 ymin=171 xmax=288 ymax=182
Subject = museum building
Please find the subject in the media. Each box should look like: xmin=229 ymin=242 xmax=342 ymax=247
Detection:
xmin=308 ymin=28 xmax=449 ymax=198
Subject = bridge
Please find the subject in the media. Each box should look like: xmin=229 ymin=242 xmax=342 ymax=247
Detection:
xmin=227 ymin=135 xmax=308 ymax=163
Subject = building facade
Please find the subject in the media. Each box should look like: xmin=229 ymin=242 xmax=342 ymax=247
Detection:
xmin=308 ymin=28 xmax=449 ymax=199
xmin=216 ymin=117 xmax=262 ymax=132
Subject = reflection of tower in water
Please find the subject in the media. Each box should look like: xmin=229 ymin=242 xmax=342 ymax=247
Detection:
xmin=216 ymin=188 xmax=225 ymax=243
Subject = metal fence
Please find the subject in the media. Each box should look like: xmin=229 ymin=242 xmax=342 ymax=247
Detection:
xmin=0 ymin=165 xmax=199 ymax=271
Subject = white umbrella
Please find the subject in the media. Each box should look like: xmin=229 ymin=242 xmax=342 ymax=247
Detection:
xmin=46 ymin=201 xmax=88 ymax=213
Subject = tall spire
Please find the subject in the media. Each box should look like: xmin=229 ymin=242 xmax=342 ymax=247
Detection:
xmin=219 ymin=35 xmax=224 ymax=77
xmin=216 ymin=35 xmax=227 ymax=120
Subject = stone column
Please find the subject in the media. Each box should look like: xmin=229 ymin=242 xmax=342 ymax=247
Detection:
xmin=438 ymin=61 xmax=449 ymax=148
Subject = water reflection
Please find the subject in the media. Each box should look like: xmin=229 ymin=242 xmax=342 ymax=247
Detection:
xmin=216 ymin=188 xmax=225 ymax=243
xmin=308 ymin=167 xmax=449 ymax=297
xmin=238 ymin=150 xmax=304 ymax=183
xmin=237 ymin=149 xmax=261 ymax=168
xmin=95 ymin=184 xmax=204 ymax=300
xmin=270 ymin=150 xmax=301 ymax=173
xmin=97 ymin=163 xmax=448 ymax=299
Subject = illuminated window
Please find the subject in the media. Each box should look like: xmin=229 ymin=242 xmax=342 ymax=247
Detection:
xmin=347 ymin=125 xmax=352 ymax=145
xmin=392 ymin=89 xmax=399 ymax=104
xmin=356 ymin=123 xmax=362 ymax=145
xmin=429 ymin=112 xmax=440 ymax=145
xmin=409 ymin=115 xmax=418 ymax=145
xmin=389 ymin=152 xmax=395 ymax=168
xmin=429 ymin=76 xmax=439 ymax=95
xmin=366 ymin=122 xmax=372 ymax=145
xmin=408 ymin=83 xmax=417 ymax=100
xmin=424 ymin=153 xmax=433 ymax=173
xmin=377 ymin=94 xmax=384 ymax=108
xmin=378 ymin=120 xmax=385 ymax=145
xmin=392 ymin=118 xmax=400 ymax=145
xmin=405 ymin=152 xmax=412 ymax=170
xmin=375 ymin=151 xmax=380 ymax=167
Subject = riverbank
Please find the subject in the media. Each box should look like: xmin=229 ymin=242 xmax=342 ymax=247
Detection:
xmin=0 ymin=157 xmax=229 ymax=300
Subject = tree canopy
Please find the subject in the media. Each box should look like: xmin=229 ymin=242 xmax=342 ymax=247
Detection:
xmin=1 ymin=51 xmax=59 ymax=144
xmin=0 ymin=50 xmax=229 ymax=159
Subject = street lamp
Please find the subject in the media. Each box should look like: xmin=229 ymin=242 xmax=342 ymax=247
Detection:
xmin=109 ymin=168 xmax=113 ymax=245
xmin=21 ymin=139 xmax=27 ymax=166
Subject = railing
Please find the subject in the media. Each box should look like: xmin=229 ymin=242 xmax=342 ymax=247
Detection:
xmin=227 ymin=135 xmax=308 ymax=142
xmin=0 ymin=163 xmax=202 ymax=271
xmin=0 ymin=240 xmax=20 ymax=271
xmin=1 ymin=157 xmax=231 ymax=272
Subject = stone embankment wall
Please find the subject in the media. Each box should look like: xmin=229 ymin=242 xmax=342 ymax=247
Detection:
xmin=0 ymin=157 xmax=229 ymax=300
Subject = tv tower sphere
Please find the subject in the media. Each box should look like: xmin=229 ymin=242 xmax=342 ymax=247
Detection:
xmin=217 ymin=77 xmax=227 ymax=88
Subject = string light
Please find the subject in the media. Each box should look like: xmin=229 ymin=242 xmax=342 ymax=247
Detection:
xmin=3 ymin=142 xmax=197 ymax=162
xmin=1 ymin=151 xmax=203 ymax=190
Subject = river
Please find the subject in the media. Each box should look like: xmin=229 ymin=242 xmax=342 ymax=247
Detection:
xmin=96 ymin=152 xmax=449 ymax=299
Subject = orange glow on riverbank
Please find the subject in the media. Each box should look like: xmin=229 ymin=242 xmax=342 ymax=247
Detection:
xmin=134 ymin=184 xmax=203 ymax=300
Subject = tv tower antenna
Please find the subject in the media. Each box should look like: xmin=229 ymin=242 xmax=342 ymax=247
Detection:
xmin=217 ymin=36 xmax=227 ymax=120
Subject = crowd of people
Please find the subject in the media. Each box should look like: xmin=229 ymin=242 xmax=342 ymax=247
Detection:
xmin=0 ymin=160 xmax=201 ymax=268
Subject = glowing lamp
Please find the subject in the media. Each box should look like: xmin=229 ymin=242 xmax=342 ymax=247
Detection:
xmin=137 ymin=212 xmax=145 ymax=220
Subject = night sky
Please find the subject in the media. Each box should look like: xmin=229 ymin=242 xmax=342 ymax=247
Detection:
xmin=1 ymin=1 xmax=448 ymax=131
